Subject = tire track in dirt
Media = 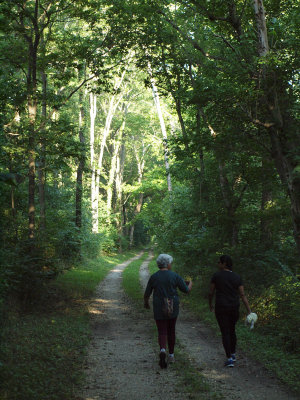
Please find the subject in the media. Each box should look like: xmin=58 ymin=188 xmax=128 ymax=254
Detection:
xmin=79 ymin=252 xmax=190 ymax=400
xmin=139 ymin=260 xmax=299 ymax=400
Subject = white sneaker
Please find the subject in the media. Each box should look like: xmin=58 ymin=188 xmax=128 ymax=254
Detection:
xmin=168 ymin=355 xmax=175 ymax=363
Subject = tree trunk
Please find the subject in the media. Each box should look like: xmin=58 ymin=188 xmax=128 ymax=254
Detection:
xmin=196 ymin=107 xmax=205 ymax=203
xmin=95 ymin=94 xmax=116 ymax=205
xmin=106 ymin=140 xmax=120 ymax=218
xmin=90 ymin=92 xmax=98 ymax=233
xmin=129 ymin=192 xmax=144 ymax=248
xmin=93 ymin=70 xmax=128 ymax=233
xmin=148 ymin=66 xmax=172 ymax=192
xmin=163 ymin=63 xmax=189 ymax=151
xmin=260 ymin=157 xmax=272 ymax=245
xmin=116 ymin=143 xmax=126 ymax=250
xmin=270 ymin=130 xmax=300 ymax=254
xmin=129 ymin=143 xmax=146 ymax=248
xmin=23 ymin=0 xmax=40 ymax=241
xmin=75 ymin=85 xmax=86 ymax=229
xmin=38 ymin=71 xmax=47 ymax=231
xmin=218 ymin=163 xmax=239 ymax=246
xmin=253 ymin=0 xmax=269 ymax=56
xmin=27 ymin=46 xmax=38 ymax=240
xmin=188 ymin=65 xmax=205 ymax=202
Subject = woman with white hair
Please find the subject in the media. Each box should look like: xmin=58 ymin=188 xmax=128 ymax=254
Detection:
xmin=144 ymin=254 xmax=192 ymax=368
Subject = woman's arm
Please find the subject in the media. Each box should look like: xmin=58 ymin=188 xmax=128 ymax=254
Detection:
xmin=208 ymin=282 xmax=215 ymax=312
xmin=144 ymin=277 xmax=153 ymax=309
xmin=238 ymin=285 xmax=251 ymax=314
xmin=144 ymin=294 xmax=150 ymax=309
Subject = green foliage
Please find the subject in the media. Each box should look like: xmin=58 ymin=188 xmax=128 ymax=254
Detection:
xmin=56 ymin=250 xmax=137 ymax=299
xmin=253 ymin=276 xmax=300 ymax=352
xmin=0 ymin=313 xmax=90 ymax=400
xmin=0 ymin=250 xmax=138 ymax=400
xmin=122 ymin=251 xmax=149 ymax=307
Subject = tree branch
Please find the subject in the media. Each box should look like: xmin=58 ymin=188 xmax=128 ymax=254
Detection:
xmin=158 ymin=10 xmax=222 ymax=61
xmin=39 ymin=75 xmax=96 ymax=130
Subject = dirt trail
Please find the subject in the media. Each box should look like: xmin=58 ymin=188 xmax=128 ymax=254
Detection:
xmin=139 ymin=258 xmax=299 ymax=400
xmin=79 ymin=252 xmax=189 ymax=400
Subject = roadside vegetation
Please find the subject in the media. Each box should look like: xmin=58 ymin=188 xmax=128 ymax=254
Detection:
xmin=0 ymin=250 xmax=137 ymax=400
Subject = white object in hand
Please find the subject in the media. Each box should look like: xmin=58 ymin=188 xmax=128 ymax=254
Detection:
xmin=246 ymin=312 xmax=258 ymax=329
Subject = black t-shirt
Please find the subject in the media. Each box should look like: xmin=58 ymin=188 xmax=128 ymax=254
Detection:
xmin=211 ymin=270 xmax=243 ymax=309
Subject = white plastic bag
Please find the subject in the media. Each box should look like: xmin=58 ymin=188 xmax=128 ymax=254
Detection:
xmin=245 ymin=312 xmax=258 ymax=329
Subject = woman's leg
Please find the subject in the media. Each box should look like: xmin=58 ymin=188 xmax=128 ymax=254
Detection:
xmin=215 ymin=309 xmax=231 ymax=358
xmin=155 ymin=319 xmax=168 ymax=350
xmin=155 ymin=319 xmax=168 ymax=368
xmin=166 ymin=318 xmax=177 ymax=354
xmin=229 ymin=308 xmax=239 ymax=355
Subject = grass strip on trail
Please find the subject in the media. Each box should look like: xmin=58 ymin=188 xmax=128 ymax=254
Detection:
xmin=122 ymin=251 xmax=150 ymax=307
xmin=181 ymin=282 xmax=300 ymax=395
xmin=0 ymin=250 xmax=138 ymax=400
xmin=122 ymin=255 xmax=222 ymax=400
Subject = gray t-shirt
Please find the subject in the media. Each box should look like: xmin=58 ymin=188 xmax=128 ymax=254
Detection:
xmin=144 ymin=270 xmax=189 ymax=320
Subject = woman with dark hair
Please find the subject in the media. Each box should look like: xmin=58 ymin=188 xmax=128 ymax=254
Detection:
xmin=144 ymin=254 xmax=192 ymax=368
xmin=208 ymin=255 xmax=251 ymax=367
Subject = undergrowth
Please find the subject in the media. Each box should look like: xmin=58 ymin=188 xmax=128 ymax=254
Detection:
xmin=0 ymin=250 xmax=137 ymax=400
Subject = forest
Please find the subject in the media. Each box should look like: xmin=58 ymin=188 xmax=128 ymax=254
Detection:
xmin=0 ymin=0 xmax=299 ymax=399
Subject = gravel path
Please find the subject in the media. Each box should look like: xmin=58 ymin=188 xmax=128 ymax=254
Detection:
xmin=79 ymin=252 xmax=189 ymax=400
xmin=79 ymin=252 xmax=298 ymax=400
xmin=139 ymin=257 xmax=299 ymax=400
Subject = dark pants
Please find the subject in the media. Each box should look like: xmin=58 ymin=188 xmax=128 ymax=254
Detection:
xmin=155 ymin=318 xmax=177 ymax=353
xmin=215 ymin=307 xmax=239 ymax=358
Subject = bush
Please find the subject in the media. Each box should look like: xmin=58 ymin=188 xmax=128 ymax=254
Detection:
xmin=254 ymin=276 xmax=300 ymax=352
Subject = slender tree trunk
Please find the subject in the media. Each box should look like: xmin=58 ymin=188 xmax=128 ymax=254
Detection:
xmin=116 ymin=143 xmax=126 ymax=251
xmin=95 ymin=94 xmax=116 ymax=199
xmin=90 ymin=92 xmax=98 ymax=233
xmin=24 ymin=0 xmax=40 ymax=241
xmin=106 ymin=140 xmax=120 ymax=218
xmin=28 ymin=45 xmax=38 ymax=240
xmin=129 ymin=143 xmax=146 ymax=247
xmin=188 ymin=65 xmax=205 ymax=202
xmin=107 ymin=105 xmax=129 ymax=218
xmin=148 ymin=67 xmax=172 ymax=192
xmin=129 ymin=192 xmax=144 ymax=248
xmin=218 ymin=163 xmax=239 ymax=246
xmin=162 ymin=63 xmax=189 ymax=151
xmin=260 ymin=157 xmax=272 ymax=245
xmin=206 ymin=119 xmax=246 ymax=247
xmin=75 ymin=85 xmax=86 ymax=229
xmin=38 ymin=71 xmax=47 ymax=231
xmin=196 ymin=107 xmax=205 ymax=203
xmin=11 ymin=186 xmax=18 ymax=241
xmin=92 ymin=70 xmax=128 ymax=233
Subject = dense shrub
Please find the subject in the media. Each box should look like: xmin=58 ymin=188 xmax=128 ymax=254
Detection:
xmin=253 ymin=276 xmax=300 ymax=352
